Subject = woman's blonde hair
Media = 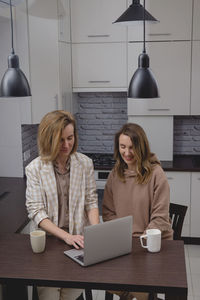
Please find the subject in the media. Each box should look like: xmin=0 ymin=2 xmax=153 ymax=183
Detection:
xmin=38 ymin=110 xmax=78 ymax=162
xmin=114 ymin=123 xmax=159 ymax=184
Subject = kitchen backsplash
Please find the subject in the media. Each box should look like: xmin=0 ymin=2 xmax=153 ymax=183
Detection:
xmin=173 ymin=116 xmax=200 ymax=155
xmin=75 ymin=92 xmax=128 ymax=153
xmin=21 ymin=94 xmax=200 ymax=172
xmin=21 ymin=124 xmax=38 ymax=172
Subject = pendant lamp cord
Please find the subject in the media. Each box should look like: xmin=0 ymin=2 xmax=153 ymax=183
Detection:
xmin=9 ymin=0 xmax=14 ymax=54
xmin=143 ymin=0 xmax=146 ymax=54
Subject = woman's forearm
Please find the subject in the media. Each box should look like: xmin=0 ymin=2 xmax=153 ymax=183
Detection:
xmin=39 ymin=218 xmax=84 ymax=249
xmin=39 ymin=218 xmax=69 ymax=241
xmin=87 ymin=207 xmax=100 ymax=225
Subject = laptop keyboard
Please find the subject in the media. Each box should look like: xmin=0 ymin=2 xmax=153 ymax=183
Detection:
xmin=75 ymin=254 xmax=84 ymax=263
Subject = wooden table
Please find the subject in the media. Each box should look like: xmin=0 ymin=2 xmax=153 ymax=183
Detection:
xmin=0 ymin=234 xmax=188 ymax=300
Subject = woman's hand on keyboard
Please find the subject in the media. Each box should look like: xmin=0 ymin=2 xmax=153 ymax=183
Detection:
xmin=64 ymin=233 xmax=84 ymax=249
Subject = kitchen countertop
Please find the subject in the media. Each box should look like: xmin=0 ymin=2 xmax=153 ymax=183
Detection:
xmin=0 ymin=155 xmax=200 ymax=234
xmin=161 ymin=155 xmax=200 ymax=172
xmin=90 ymin=154 xmax=200 ymax=172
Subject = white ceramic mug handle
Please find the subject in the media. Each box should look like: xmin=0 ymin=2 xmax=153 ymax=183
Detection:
xmin=140 ymin=234 xmax=148 ymax=248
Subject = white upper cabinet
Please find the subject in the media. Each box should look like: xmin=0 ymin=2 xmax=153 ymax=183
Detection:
xmin=128 ymin=116 xmax=173 ymax=161
xmin=128 ymin=41 xmax=191 ymax=115
xmin=71 ymin=0 xmax=127 ymax=43
xmin=128 ymin=0 xmax=193 ymax=42
xmin=193 ymin=0 xmax=200 ymax=40
xmin=58 ymin=0 xmax=71 ymax=42
xmin=72 ymin=43 xmax=127 ymax=92
xmin=191 ymin=41 xmax=200 ymax=115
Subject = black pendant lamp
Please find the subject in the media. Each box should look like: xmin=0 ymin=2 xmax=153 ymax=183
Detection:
xmin=114 ymin=0 xmax=160 ymax=99
xmin=114 ymin=0 xmax=158 ymax=24
xmin=0 ymin=0 xmax=31 ymax=97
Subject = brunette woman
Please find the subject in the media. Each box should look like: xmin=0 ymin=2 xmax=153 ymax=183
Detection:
xmin=102 ymin=123 xmax=173 ymax=300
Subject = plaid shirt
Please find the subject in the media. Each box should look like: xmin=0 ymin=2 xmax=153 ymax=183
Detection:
xmin=25 ymin=152 xmax=98 ymax=234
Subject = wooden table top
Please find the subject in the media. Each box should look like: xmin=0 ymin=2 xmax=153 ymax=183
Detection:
xmin=0 ymin=233 xmax=187 ymax=298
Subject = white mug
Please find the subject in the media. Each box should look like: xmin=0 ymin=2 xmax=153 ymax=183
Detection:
xmin=140 ymin=229 xmax=161 ymax=253
xmin=30 ymin=230 xmax=46 ymax=253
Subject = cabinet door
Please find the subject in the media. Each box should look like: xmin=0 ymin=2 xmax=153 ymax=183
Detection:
xmin=59 ymin=42 xmax=72 ymax=112
xmin=28 ymin=1 xmax=60 ymax=124
xmin=165 ymin=172 xmax=191 ymax=237
xmin=57 ymin=0 xmax=71 ymax=42
xmin=191 ymin=41 xmax=200 ymax=115
xmin=128 ymin=0 xmax=192 ymax=42
xmin=72 ymin=43 xmax=127 ymax=92
xmin=128 ymin=116 xmax=173 ymax=161
xmin=128 ymin=41 xmax=191 ymax=115
xmin=191 ymin=172 xmax=200 ymax=237
xmin=193 ymin=0 xmax=200 ymax=41
xmin=71 ymin=0 xmax=127 ymax=42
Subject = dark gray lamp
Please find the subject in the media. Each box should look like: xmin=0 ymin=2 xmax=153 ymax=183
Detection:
xmin=114 ymin=0 xmax=160 ymax=98
xmin=0 ymin=0 xmax=31 ymax=97
xmin=114 ymin=0 xmax=158 ymax=24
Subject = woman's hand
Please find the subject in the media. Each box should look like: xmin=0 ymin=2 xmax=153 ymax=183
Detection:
xmin=64 ymin=233 xmax=84 ymax=249
xmin=39 ymin=219 xmax=84 ymax=249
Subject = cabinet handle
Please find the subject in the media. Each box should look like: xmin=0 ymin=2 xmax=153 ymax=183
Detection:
xmin=148 ymin=108 xmax=170 ymax=111
xmin=88 ymin=80 xmax=111 ymax=83
xmin=87 ymin=35 xmax=110 ymax=38
xmin=148 ymin=33 xmax=171 ymax=36
xmin=167 ymin=177 xmax=174 ymax=180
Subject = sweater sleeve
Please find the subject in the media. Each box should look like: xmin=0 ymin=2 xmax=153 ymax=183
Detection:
xmin=102 ymin=171 xmax=117 ymax=222
xmin=146 ymin=166 xmax=173 ymax=239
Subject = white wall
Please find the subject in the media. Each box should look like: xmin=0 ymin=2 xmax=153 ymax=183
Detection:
xmin=0 ymin=4 xmax=32 ymax=177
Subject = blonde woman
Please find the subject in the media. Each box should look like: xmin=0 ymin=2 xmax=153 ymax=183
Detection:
xmin=102 ymin=123 xmax=173 ymax=300
xmin=26 ymin=110 xmax=99 ymax=300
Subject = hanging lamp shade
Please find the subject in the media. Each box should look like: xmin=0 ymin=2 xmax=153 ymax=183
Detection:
xmin=0 ymin=0 xmax=31 ymax=97
xmin=114 ymin=0 xmax=160 ymax=98
xmin=113 ymin=0 xmax=158 ymax=24
xmin=128 ymin=52 xmax=159 ymax=98
xmin=0 ymin=51 xmax=31 ymax=97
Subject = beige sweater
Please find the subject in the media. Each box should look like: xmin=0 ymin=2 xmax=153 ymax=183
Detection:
xmin=102 ymin=164 xmax=173 ymax=240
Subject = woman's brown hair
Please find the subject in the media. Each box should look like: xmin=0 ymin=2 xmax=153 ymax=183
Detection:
xmin=38 ymin=110 xmax=78 ymax=162
xmin=114 ymin=123 xmax=160 ymax=184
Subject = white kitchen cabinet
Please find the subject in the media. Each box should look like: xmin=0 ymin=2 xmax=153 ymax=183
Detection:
xmin=191 ymin=41 xmax=200 ymax=115
xmin=193 ymin=0 xmax=200 ymax=41
xmin=71 ymin=0 xmax=127 ymax=43
xmin=127 ymin=0 xmax=193 ymax=42
xmin=128 ymin=116 xmax=173 ymax=161
xmin=59 ymin=42 xmax=72 ymax=112
xmin=72 ymin=43 xmax=127 ymax=92
xmin=128 ymin=41 xmax=191 ymax=115
xmin=28 ymin=0 xmax=61 ymax=124
xmin=57 ymin=0 xmax=71 ymax=42
xmin=0 ymin=3 xmax=10 ymax=19
xmin=191 ymin=172 xmax=200 ymax=237
xmin=165 ymin=172 xmax=191 ymax=237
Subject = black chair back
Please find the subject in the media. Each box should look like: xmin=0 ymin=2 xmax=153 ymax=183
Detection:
xmin=169 ymin=203 xmax=188 ymax=240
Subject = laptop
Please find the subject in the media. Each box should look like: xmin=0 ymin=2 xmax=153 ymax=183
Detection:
xmin=64 ymin=215 xmax=133 ymax=267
